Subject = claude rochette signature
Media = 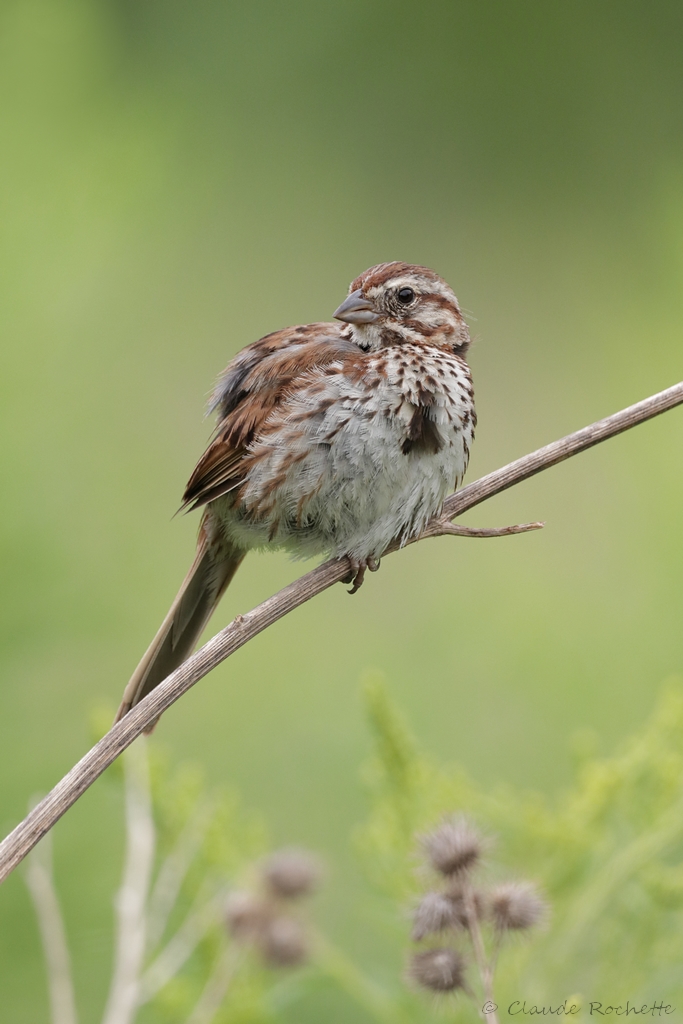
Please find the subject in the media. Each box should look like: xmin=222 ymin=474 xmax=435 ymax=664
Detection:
xmin=482 ymin=1000 xmax=675 ymax=1017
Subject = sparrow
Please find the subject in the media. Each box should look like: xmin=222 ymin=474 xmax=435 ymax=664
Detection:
xmin=116 ymin=262 xmax=476 ymax=723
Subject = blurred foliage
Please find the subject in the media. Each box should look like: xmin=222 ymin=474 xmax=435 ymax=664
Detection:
xmin=121 ymin=743 xmax=269 ymax=1023
xmin=33 ymin=680 xmax=683 ymax=1022
xmin=356 ymin=676 xmax=683 ymax=1018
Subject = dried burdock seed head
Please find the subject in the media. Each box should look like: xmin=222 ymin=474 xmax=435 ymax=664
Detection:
xmin=261 ymin=847 xmax=322 ymax=899
xmin=412 ymin=890 xmax=464 ymax=940
xmin=489 ymin=881 xmax=546 ymax=931
xmin=408 ymin=947 xmax=466 ymax=993
xmin=258 ymin=915 xmax=308 ymax=968
xmin=225 ymin=891 xmax=268 ymax=942
xmin=421 ymin=816 xmax=483 ymax=877
xmin=446 ymin=883 xmax=487 ymax=926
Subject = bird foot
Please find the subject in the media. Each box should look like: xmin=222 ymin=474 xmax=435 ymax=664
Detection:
xmin=341 ymin=556 xmax=380 ymax=594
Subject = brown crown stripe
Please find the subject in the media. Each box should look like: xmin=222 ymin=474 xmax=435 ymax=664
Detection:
xmin=351 ymin=261 xmax=445 ymax=292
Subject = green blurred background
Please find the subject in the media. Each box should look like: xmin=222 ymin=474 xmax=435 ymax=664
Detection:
xmin=1 ymin=0 xmax=683 ymax=1017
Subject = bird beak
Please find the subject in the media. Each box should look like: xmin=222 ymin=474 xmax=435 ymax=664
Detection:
xmin=333 ymin=288 xmax=380 ymax=324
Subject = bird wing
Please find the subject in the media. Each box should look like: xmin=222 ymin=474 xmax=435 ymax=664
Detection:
xmin=180 ymin=323 xmax=355 ymax=512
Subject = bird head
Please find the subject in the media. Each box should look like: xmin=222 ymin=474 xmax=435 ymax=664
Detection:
xmin=333 ymin=262 xmax=470 ymax=354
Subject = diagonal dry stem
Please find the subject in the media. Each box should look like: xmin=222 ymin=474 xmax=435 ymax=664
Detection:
xmin=0 ymin=380 xmax=681 ymax=885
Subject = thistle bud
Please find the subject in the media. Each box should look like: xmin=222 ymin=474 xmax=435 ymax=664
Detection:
xmin=411 ymin=890 xmax=463 ymax=940
xmin=258 ymin=914 xmax=308 ymax=968
xmin=408 ymin=947 xmax=466 ymax=993
xmin=224 ymin=891 xmax=267 ymax=941
xmin=261 ymin=847 xmax=322 ymax=899
xmin=421 ymin=817 xmax=483 ymax=877
xmin=489 ymin=881 xmax=546 ymax=931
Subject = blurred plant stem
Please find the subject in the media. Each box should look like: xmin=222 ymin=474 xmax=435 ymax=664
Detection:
xmin=185 ymin=943 xmax=243 ymax=1024
xmin=25 ymin=831 xmax=78 ymax=1024
xmin=312 ymin=930 xmax=402 ymax=1024
xmin=139 ymin=886 xmax=227 ymax=1002
xmin=28 ymin=737 xmax=232 ymax=1024
xmin=463 ymin=880 xmax=499 ymax=1024
xmin=102 ymin=738 xmax=155 ymax=1024
xmin=145 ymin=797 xmax=215 ymax=951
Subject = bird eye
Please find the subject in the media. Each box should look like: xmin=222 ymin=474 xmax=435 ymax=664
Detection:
xmin=397 ymin=287 xmax=415 ymax=304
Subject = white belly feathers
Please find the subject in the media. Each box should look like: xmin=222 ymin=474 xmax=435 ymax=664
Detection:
xmin=217 ymin=345 xmax=475 ymax=561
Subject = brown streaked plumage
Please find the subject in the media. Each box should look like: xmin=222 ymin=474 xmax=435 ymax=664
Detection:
xmin=116 ymin=263 xmax=476 ymax=726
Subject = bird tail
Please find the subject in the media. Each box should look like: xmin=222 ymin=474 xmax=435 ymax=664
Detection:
xmin=115 ymin=528 xmax=245 ymax=730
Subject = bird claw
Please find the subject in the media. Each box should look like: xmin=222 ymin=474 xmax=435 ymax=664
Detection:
xmin=341 ymin=556 xmax=381 ymax=594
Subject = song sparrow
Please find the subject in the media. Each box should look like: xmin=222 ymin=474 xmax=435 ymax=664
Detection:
xmin=116 ymin=262 xmax=476 ymax=723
